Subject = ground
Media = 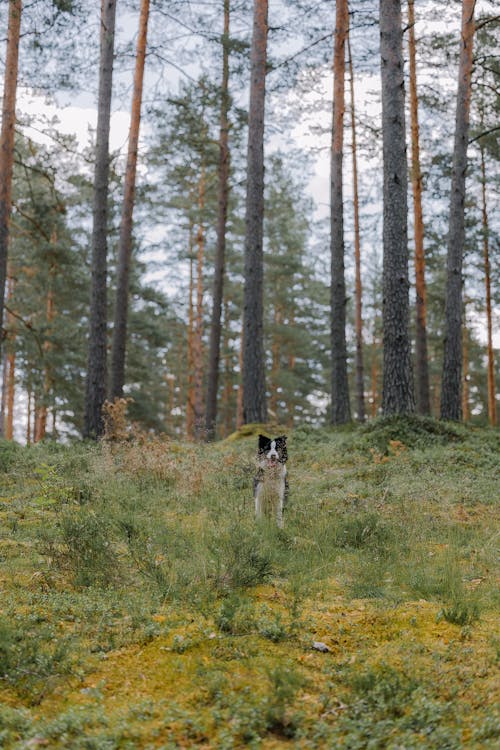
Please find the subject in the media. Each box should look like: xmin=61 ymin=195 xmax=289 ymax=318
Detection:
xmin=0 ymin=417 xmax=499 ymax=748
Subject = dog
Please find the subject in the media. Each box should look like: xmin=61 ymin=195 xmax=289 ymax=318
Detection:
xmin=254 ymin=434 xmax=289 ymax=528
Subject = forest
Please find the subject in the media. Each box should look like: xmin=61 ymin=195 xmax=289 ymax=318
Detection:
xmin=1 ymin=3 xmax=500 ymax=747
xmin=0 ymin=0 xmax=498 ymax=442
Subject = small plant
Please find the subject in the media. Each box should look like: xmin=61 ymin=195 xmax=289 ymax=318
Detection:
xmin=263 ymin=663 xmax=305 ymax=738
xmin=213 ymin=524 xmax=275 ymax=590
xmin=58 ymin=510 xmax=119 ymax=587
xmin=438 ymin=599 xmax=480 ymax=626
xmin=349 ymin=663 xmax=419 ymax=719
xmin=215 ymin=593 xmax=255 ymax=635
xmin=257 ymin=611 xmax=288 ymax=643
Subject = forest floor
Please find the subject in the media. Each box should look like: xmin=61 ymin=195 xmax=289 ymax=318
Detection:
xmin=0 ymin=416 xmax=499 ymax=749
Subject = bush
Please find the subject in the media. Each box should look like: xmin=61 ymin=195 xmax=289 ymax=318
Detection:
xmin=59 ymin=510 xmax=119 ymax=587
xmin=212 ymin=524 xmax=275 ymax=590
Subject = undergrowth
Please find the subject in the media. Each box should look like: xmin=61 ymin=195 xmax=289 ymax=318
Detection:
xmin=0 ymin=416 xmax=498 ymax=748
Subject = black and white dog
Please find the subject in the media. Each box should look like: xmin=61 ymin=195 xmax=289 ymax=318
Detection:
xmin=254 ymin=435 xmax=289 ymax=528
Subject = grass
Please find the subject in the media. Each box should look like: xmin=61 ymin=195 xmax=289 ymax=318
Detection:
xmin=0 ymin=416 xmax=499 ymax=748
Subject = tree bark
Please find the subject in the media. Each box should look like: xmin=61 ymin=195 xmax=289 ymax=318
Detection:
xmin=2 ymin=275 xmax=16 ymax=440
xmin=380 ymin=0 xmax=415 ymax=415
xmin=408 ymin=0 xmax=431 ymax=415
xmin=186 ymin=236 xmax=195 ymax=440
xmin=193 ymin=162 xmax=206 ymax=440
xmin=205 ymin=0 xmax=231 ymax=441
xmin=0 ymin=0 xmax=22 ymax=370
xmin=479 ymin=141 xmax=496 ymax=425
xmin=83 ymin=0 xmax=117 ymax=439
xmin=110 ymin=0 xmax=150 ymax=400
xmin=330 ymin=0 xmax=351 ymax=425
xmin=440 ymin=0 xmax=475 ymax=421
xmin=34 ymin=263 xmax=55 ymax=443
xmin=242 ymin=0 xmax=268 ymax=425
xmin=347 ymin=29 xmax=365 ymax=423
xmin=462 ymin=308 xmax=470 ymax=421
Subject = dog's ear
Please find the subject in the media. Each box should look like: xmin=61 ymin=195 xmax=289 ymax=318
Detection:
xmin=258 ymin=434 xmax=270 ymax=451
xmin=276 ymin=435 xmax=287 ymax=443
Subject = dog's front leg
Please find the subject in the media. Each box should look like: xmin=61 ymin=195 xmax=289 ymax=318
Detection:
xmin=276 ymin=478 xmax=285 ymax=529
xmin=254 ymin=476 xmax=264 ymax=519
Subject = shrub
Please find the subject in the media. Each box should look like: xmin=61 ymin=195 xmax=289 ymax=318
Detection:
xmin=59 ymin=510 xmax=119 ymax=587
xmin=213 ymin=524 xmax=275 ymax=590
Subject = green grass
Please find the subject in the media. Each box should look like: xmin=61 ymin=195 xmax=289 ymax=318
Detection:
xmin=0 ymin=417 xmax=499 ymax=748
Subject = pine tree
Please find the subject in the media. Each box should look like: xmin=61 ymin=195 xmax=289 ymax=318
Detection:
xmin=110 ymin=0 xmax=150 ymax=400
xmin=347 ymin=30 xmax=365 ymax=423
xmin=441 ymin=0 xmax=475 ymax=421
xmin=0 ymin=0 xmax=22 ymax=410
xmin=379 ymin=0 xmax=415 ymax=416
xmin=242 ymin=0 xmax=268 ymax=425
xmin=205 ymin=0 xmax=231 ymax=441
xmin=84 ymin=0 xmax=118 ymax=439
xmin=408 ymin=0 xmax=430 ymax=415
xmin=330 ymin=0 xmax=351 ymax=425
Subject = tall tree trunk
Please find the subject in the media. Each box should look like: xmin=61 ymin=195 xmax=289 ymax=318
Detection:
xmin=186 ymin=242 xmax=195 ymax=440
xmin=479 ymin=142 xmax=496 ymax=426
xmin=1 ymin=353 xmax=7 ymax=434
xmin=5 ymin=348 xmax=15 ymax=440
xmin=242 ymin=0 xmax=268 ymax=425
xmin=236 ymin=323 xmax=244 ymax=429
xmin=440 ymin=0 xmax=475 ymax=421
xmin=0 ymin=0 xmax=22 ymax=373
xmin=408 ymin=0 xmax=431 ymax=416
xmin=205 ymin=0 xmax=231 ymax=441
xmin=462 ymin=307 xmax=470 ymax=421
xmin=330 ymin=0 xmax=351 ymax=425
xmin=286 ymin=308 xmax=296 ymax=427
xmin=83 ymin=0 xmax=117 ymax=439
xmin=270 ymin=304 xmax=282 ymax=418
xmin=1 ymin=273 xmax=15 ymax=439
xmin=370 ymin=326 xmax=379 ymax=418
xmin=347 ymin=29 xmax=365 ymax=423
xmin=26 ymin=383 xmax=32 ymax=446
xmin=380 ymin=0 xmax=415 ymax=416
xmin=221 ymin=301 xmax=235 ymax=437
xmin=110 ymin=0 xmax=149 ymax=400
xmin=193 ymin=163 xmax=206 ymax=440
xmin=34 ymin=261 xmax=56 ymax=443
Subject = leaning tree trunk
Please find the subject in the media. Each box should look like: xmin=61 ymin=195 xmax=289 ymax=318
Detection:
xmin=84 ymin=0 xmax=117 ymax=439
xmin=242 ymin=0 xmax=268 ymax=425
xmin=205 ymin=0 xmax=231 ymax=441
xmin=330 ymin=0 xmax=351 ymax=425
xmin=347 ymin=29 xmax=365 ymax=423
xmin=110 ymin=0 xmax=150 ymax=400
xmin=380 ymin=0 xmax=415 ymax=416
xmin=408 ymin=0 xmax=431 ymax=415
xmin=440 ymin=0 xmax=475 ymax=421
xmin=0 ymin=0 xmax=22 ymax=389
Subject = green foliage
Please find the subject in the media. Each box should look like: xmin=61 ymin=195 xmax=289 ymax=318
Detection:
xmin=438 ymin=600 xmax=480 ymax=627
xmin=0 ymin=440 xmax=20 ymax=473
xmin=263 ymin=663 xmax=305 ymax=737
xmin=213 ymin=523 xmax=275 ymax=590
xmin=0 ymin=615 xmax=75 ymax=701
xmin=359 ymin=414 xmax=467 ymax=452
xmin=335 ymin=512 xmax=395 ymax=553
xmin=58 ymin=510 xmax=119 ymax=588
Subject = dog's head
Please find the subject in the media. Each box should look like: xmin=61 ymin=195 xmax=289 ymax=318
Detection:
xmin=258 ymin=434 xmax=288 ymax=468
